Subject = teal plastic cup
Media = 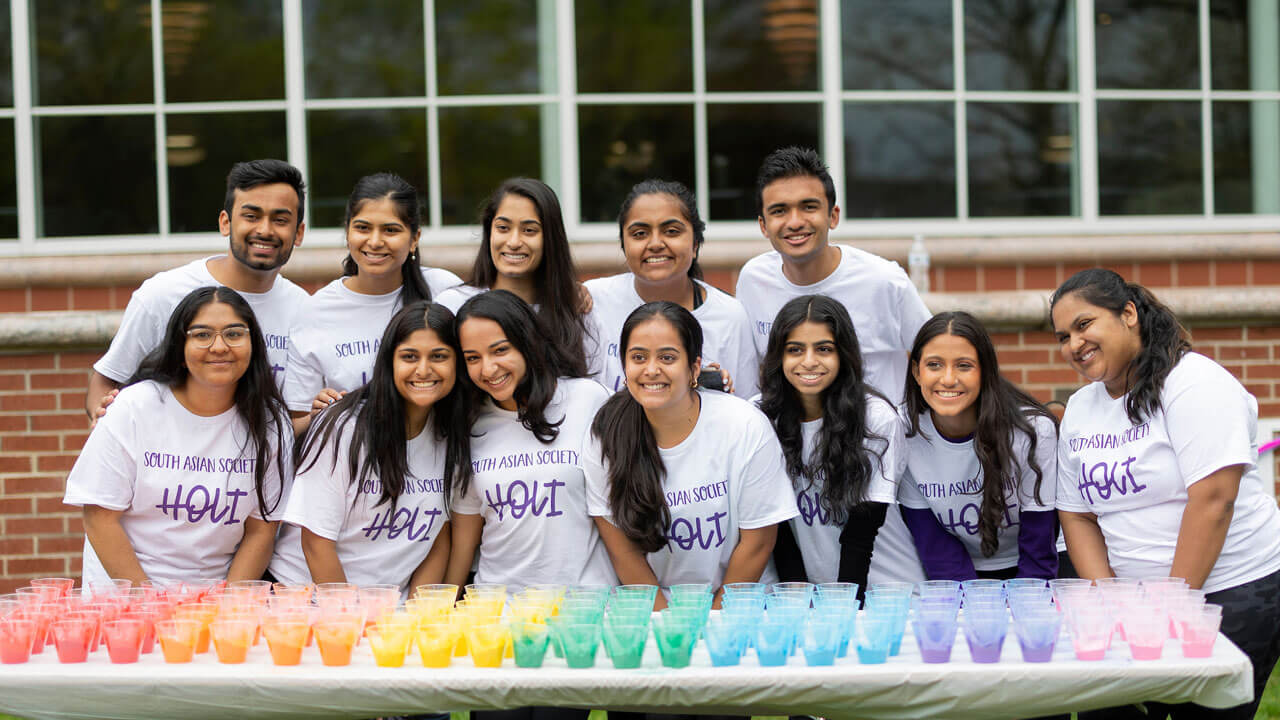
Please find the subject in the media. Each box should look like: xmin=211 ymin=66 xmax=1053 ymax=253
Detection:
xmin=802 ymin=618 xmax=841 ymax=666
xmin=552 ymin=621 xmax=601 ymax=669
xmin=652 ymin=611 xmax=697 ymax=669
xmin=510 ymin=621 xmax=550 ymax=668
xmin=754 ymin=617 xmax=793 ymax=666
xmin=856 ymin=615 xmax=894 ymax=664
xmin=669 ymin=583 xmax=712 ymax=599
xmin=611 ymin=585 xmax=658 ymax=607
xmin=606 ymin=598 xmax=653 ymax=627
xmin=602 ymin=621 xmax=648 ymax=669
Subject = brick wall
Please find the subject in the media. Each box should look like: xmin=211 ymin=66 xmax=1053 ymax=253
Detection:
xmin=0 ymin=256 xmax=1276 ymax=591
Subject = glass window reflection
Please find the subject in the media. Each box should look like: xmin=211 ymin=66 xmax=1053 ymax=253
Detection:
xmin=0 ymin=119 xmax=15 ymax=238
xmin=1213 ymin=101 xmax=1280 ymax=214
xmin=307 ymin=109 xmax=428 ymax=228
xmin=1209 ymin=0 xmax=1280 ymax=90
xmin=38 ymin=115 xmax=157 ymax=236
xmin=965 ymin=0 xmax=1074 ymax=91
xmin=162 ymin=0 xmax=284 ymax=102
xmin=439 ymin=106 xmax=544 ymax=225
xmin=1095 ymin=0 xmax=1199 ymax=89
xmin=304 ymin=0 xmax=424 ymax=98
xmin=578 ymin=104 xmax=695 ymax=222
xmin=437 ymin=0 xmax=544 ymax=95
xmin=576 ymin=1 xmax=692 ymax=93
xmin=844 ymin=103 xmax=956 ymax=218
xmin=707 ymin=103 xmax=820 ymax=219
xmin=166 ymin=113 xmax=288 ymax=233
xmin=1097 ymin=100 xmax=1201 ymax=214
xmin=0 ymin=1 xmax=12 ymax=106
xmin=842 ymin=0 xmax=952 ymax=90
xmin=34 ymin=0 xmax=152 ymax=106
xmin=705 ymin=0 xmax=819 ymax=92
xmin=968 ymin=103 xmax=1076 ymax=217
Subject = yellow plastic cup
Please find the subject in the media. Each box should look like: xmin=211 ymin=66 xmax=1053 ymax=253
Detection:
xmin=367 ymin=624 xmax=412 ymax=667
xmin=415 ymin=623 xmax=458 ymax=668
xmin=466 ymin=622 xmax=509 ymax=668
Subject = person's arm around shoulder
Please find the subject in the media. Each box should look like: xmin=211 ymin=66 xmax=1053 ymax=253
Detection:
xmin=85 ymin=372 xmax=121 ymax=426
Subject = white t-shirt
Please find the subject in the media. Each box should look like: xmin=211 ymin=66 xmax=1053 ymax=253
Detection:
xmin=94 ymin=256 xmax=309 ymax=389
xmin=583 ymin=273 xmax=760 ymax=398
xmin=63 ymin=381 xmax=290 ymax=586
xmin=899 ymin=411 xmax=1058 ymax=571
xmin=1056 ymin=352 xmax=1280 ymax=593
xmin=734 ymin=245 xmax=931 ymax=402
xmin=780 ymin=396 xmax=920 ymax=585
xmin=453 ymin=377 xmax=616 ymax=593
xmin=282 ymin=267 xmax=460 ymax=412
xmin=432 ymin=284 xmax=483 ymax=313
xmin=584 ymin=391 xmax=799 ymax=589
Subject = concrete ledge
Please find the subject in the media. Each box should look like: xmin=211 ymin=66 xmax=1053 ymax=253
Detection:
xmin=0 ymin=232 xmax=1277 ymax=287
xmin=1 ymin=287 xmax=1275 ymax=350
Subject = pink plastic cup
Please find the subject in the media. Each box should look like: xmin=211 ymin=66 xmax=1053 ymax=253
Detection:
xmin=67 ymin=609 xmax=105 ymax=652
xmin=15 ymin=604 xmax=54 ymax=654
xmin=51 ymin=619 xmax=95 ymax=663
xmin=121 ymin=610 xmax=158 ymax=654
xmin=0 ymin=619 xmax=35 ymax=663
xmin=1121 ymin=608 xmax=1168 ymax=660
xmin=1070 ymin=605 xmax=1112 ymax=661
xmin=103 ymin=619 xmax=144 ymax=663
xmin=1181 ymin=604 xmax=1223 ymax=658
xmin=30 ymin=578 xmax=74 ymax=599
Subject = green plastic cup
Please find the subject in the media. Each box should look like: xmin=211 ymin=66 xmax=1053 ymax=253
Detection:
xmin=510 ymin=621 xmax=550 ymax=669
xmin=652 ymin=610 xmax=697 ymax=668
xmin=553 ymin=622 xmax=601 ymax=669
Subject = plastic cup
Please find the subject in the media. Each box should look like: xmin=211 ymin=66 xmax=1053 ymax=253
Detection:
xmin=509 ymin=621 xmax=551 ymax=668
xmin=415 ymin=623 xmax=459 ymax=668
xmin=816 ymin=582 xmax=859 ymax=599
xmin=1013 ymin=609 xmax=1061 ymax=662
xmin=366 ymin=624 xmax=412 ymax=668
xmin=155 ymin=619 xmax=200 ymax=664
xmin=652 ymin=611 xmax=697 ymax=669
xmin=103 ymin=619 xmax=144 ymax=663
xmin=1180 ymin=604 xmax=1222 ymax=658
xmin=601 ymin=621 xmax=647 ymax=669
xmin=466 ymin=622 xmax=509 ymax=668
xmin=802 ymin=618 xmax=841 ymax=666
xmin=753 ymin=617 xmax=793 ymax=667
xmin=1122 ymin=608 xmax=1168 ymax=660
xmin=855 ymin=615 xmax=893 ymax=664
xmin=210 ymin=619 xmax=254 ymax=664
xmin=66 ymin=609 xmax=104 ymax=653
xmin=173 ymin=602 xmax=216 ymax=654
xmin=962 ymin=608 xmax=1008 ymax=663
xmin=262 ymin=620 xmax=308 ymax=666
xmin=0 ymin=619 xmax=34 ymax=663
xmin=314 ymin=615 xmax=361 ymax=666
xmin=52 ymin=618 xmax=95 ymax=663
xmin=14 ymin=605 xmax=53 ymax=655
xmin=703 ymin=616 xmax=747 ymax=667
xmin=1070 ymin=606 xmax=1112 ymax=661
xmin=554 ymin=622 xmax=601 ymax=669
xmin=913 ymin=609 xmax=959 ymax=663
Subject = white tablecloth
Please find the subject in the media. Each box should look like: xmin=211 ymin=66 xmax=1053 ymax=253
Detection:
xmin=0 ymin=631 xmax=1252 ymax=720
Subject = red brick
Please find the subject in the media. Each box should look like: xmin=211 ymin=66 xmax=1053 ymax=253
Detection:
xmin=0 ymin=393 xmax=56 ymax=411
xmin=1214 ymin=261 xmax=1248 ymax=286
xmin=1190 ymin=327 xmax=1246 ymax=341
xmin=4 ymin=475 xmax=66 ymax=495
xmin=30 ymin=414 xmax=87 ymax=431
xmin=0 ymin=288 xmax=26 ymax=313
xmin=979 ymin=266 xmax=1018 ymax=292
xmin=57 ymin=352 xmax=101 ymax=371
xmin=28 ymin=372 xmax=88 ymax=391
xmin=58 ymin=391 xmax=85 ymax=411
xmin=997 ymin=348 xmax=1053 ymax=365
xmin=35 ymin=497 xmax=75 ymax=515
xmin=1251 ymin=260 xmax=1280 ymax=285
xmin=702 ymin=270 xmax=734 ymax=295
xmin=1025 ymin=368 xmax=1086 ymax=384
xmin=0 ymin=455 xmax=31 ymax=473
xmin=1245 ymin=383 xmax=1273 ymax=399
xmin=36 ymin=536 xmax=84 ymax=554
xmin=0 ymin=355 xmax=54 ymax=371
xmin=1023 ymin=331 xmax=1058 ymax=346
xmin=7 ymin=558 xmax=70 ymax=576
xmin=989 ymin=332 xmax=1023 ymax=347
xmin=1249 ymin=327 xmax=1280 ymax=340
xmin=1245 ymin=364 xmax=1280 ymax=380
xmin=1259 ymin=401 xmax=1280 ymax=418
xmin=35 ymin=455 xmax=76 ymax=472
xmin=69 ymin=287 xmax=113 ymax=311
xmin=1135 ymin=262 xmax=1173 ymax=287
xmin=944 ymin=267 xmax=979 ymax=292
xmin=1176 ymin=261 xmax=1211 ymax=287
xmin=0 ymin=578 xmax=30 ymax=593
xmin=0 ymin=374 xmax=25 ymax=392
xmin=0 ymin=497 xmax=32 ymax=515
xmin=1022 ymin=265 xmax=1059 ymax=290
xmin=0 ymin=416 xmax=25 ymax=432
xmin=28 ymin=288 xmax=68 ymax=312
xmin=1 ymin=435 xmax=59 ymax=452
xmin=0 ymin=537 xmax=34 ymax=555
xmin=5 ymin=516 xmax=65 ymax=535
xmin=1216 ymin=344 xmax=1270 ymax=360
xmin=66 ymin=515 xmax=83 ymax=535
xmin=62 ymin=433 xmax=89 ymax=452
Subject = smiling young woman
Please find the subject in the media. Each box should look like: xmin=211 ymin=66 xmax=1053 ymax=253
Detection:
xmin=1052 ymin=268 xmax=1280 ymax=719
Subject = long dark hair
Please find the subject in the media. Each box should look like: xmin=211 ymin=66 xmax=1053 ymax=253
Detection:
xmin=340 ymin=173 xmax=432 ymax=306
xmin=470 ymin=178 xmax=588 ymax=377
xmin=296 ymin=301 xmax=472 ymax=509
xmin=903 ymin=311 xmax=1057 ymax=557
xmin=758 ymin=295 xmax=888 ymax=525
xmin=456 ymin=290 xmax=565 ymax=468
xmin=590 ymin=302 xmax=703 ymax=553
xmin=616 ymin=179 xmax=705 ymax=282
xmin=129 ymin=286 xmax=288 ymax=519
xmin=1050 ymin=268 xmax=1191 ymax=425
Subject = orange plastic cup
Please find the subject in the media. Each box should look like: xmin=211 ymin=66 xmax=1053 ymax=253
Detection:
xmin=263 ymin=620 xmax=308 ymax=666
xmin=313 ymin=616 xmax=360 ymax=667
xmin=210 ymin=619 xmax=254 ymax=664
xmin=155 ymin=619 xmax=200 ymax=663
xmin=174 ymin=603 xmax=216 ymax=654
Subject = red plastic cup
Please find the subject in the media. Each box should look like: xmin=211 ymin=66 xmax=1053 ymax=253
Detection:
xmin=0 ymin=619 xmax=35 ymax=663
xmin=121 ymin=610 xmax=158 ymax=654
xmin=51 ymin=619 xmax=94 ymax=663
xmin=15 ymin=604 xmax=53 ymax=654
xmin=66 ymin=610 xmax=104 ymax=652
xmin=31 ymin=578 xmax=74 ymax=599
xmin=102 ymin=619 xmax=144 ymax=663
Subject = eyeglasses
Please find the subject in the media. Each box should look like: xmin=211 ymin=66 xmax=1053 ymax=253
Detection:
xmin=186 ymin=327 xmax=250 ymax=348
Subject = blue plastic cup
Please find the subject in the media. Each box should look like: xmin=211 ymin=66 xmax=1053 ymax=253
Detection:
xmin=802 ymin=618 xmax=841 ymax=666
xmin=963 ymin=607 xmax=1009 ymax=663
xmin=865 ymin=596 xmax=910 ymax=656
xmin=918 ymin=580 xmax=962 ymax=596
xmin=855 ymin=615 xmax=893 ymax=664
xmin=771 ymin=582 xmax=815 ymax=600
xmin=1013 ymin=609 xmax=1061 ymax=663
xmin=767 ymin=606 xmax=807 ymax=656
xmin=754 ymin=617 xmax=793 ymax=667
xmin=703 ymin=616 xmax=747 ymax=667
xmin=723 ymin=582 xmax=766 ymax=596
xmin=816 ymin=582 xmax=859 ymax=598
xmin=1004 ymin=578 xmax=1048 ymax=593
xmin=912 ymin=609 xmax=959 ymax=663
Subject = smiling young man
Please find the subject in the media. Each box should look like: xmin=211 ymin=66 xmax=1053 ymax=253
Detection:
xmin=735 ymin=146 xmax=933 ymax=585
xmin=85 ymin=159 xmax=310 ymax=422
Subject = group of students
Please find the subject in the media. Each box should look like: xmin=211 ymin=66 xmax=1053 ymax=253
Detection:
xmin=64 ymin=149 xmax=1280 ymax=720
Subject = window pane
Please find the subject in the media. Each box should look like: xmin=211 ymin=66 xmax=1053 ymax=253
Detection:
xmin=1213 ymin=101 xmax=1280 ymax=214
xmin=437 ymin=0 xmax=544 ymax=95
xmin=1095 ymin=0 xmax=1199 ymax=89
xmin=966 ymin=0 xmax=1075 ymax=91
xmin=38 ymin=115 xmax=157 ymax=236
xmin=307 ymin=110 xmax=428 ymax=228
xmin=167 ymin=113 xmax=288 ymax=233
xmin=34 ymin=0 xmax=152 ymax=106
xmin=707 ymin=103 xmax=820 ymax=220
xmin=842 ymin=0 xmax=952 ymax=90
xmin=576 ymin=1 xmax=692 ymax=93
xmin=705 ymin=0 xmax=819 ymax=92
xmin=968 ymin=103 xmax=1076 ymax=217
xmin=1097 ymin=100 xmax=1201 ymax=214
xmin=1210 ymin=0 xmax=1280 ymax=90
xmin=844 ymin=103 xmax=956 ymax=218
xmin=0 ymin=119 xmax=15 ymax=238
xmin=439 ymin=106 xmax=543 ymax=225
xmin=162 ymin=0 xmax=284 ymax=102
xmin=0 ymin=1 xmax=12 ymax=106
xmin=304 ymin=0 xmax=424 ymax=98
xmin=578 ymin=105 xmax=695 ymax=222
